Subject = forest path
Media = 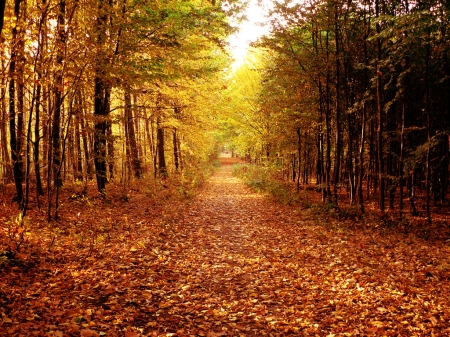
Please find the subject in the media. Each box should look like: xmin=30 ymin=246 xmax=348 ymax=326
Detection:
xmin=162 ymin=158 xmax=316 ymax=335
xmin=148 ymin=158 xmax=450 ymax=336
xmin=2 ymin=158 xmax=450 ymax=336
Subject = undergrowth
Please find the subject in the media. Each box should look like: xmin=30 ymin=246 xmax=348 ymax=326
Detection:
xmin=0 ymin=159 xmax=220 ymax=266
xmin=233 ymin=163 xmax=299 ymax=205
xmin=232 ymin=163 xmax=418 ymax=235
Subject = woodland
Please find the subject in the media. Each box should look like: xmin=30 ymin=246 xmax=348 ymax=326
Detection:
xmin=1 ymin=0 xmax=450 ymax=335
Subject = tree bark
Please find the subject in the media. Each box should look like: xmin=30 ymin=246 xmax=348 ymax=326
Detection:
xmin=325 ymin=31 xmax=332 ymax=202
xmin=52 ymin=0 xmax=66 ymax=188
xmin=93 ymin=0 xmax=110 ymax=192
xmin=75 ymin=112 xmax=83 ymax=180
xmin=9 ymin=0 xmax=24 ymax=205
xmin=173 ymin=129 xmax=179 ymax=171
xmin=124 ymin=87 xmax=142 ymax=178
xmin=1 ymin=48 xmax=12 ymax=183
xmin=376 ymin=0 xmax=385 ymax=211
xmin=425 ymin=28 xmax=432 ymax=224
xmin=157 ymin=118 xmax=166 ymax=176
xmin=333 ymin=0 xmax=341 ymax=204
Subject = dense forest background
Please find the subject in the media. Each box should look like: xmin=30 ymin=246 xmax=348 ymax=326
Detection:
xmin=0 ymin=0 xmax=236 ymax=221
xmin=221 ymin=0 xmax=450 ymax=225
xmin=1 ymin=0 xmax=449 ymax=224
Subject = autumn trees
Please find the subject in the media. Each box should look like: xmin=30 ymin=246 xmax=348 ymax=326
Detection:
xmin=2 ymin=0 xmax=448 ymax=223
xmin=0 ymin=0 xmax=231 ymax=217
xmin=220 ymin=0 xmax=450 ymax=221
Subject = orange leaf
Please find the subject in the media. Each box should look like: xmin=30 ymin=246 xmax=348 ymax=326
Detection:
xmin=80 ymin=329 xmax=99 ymax=337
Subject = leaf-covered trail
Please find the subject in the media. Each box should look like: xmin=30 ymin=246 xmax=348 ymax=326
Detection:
xmin=146 ymin=161 xmax=450 ymax=336
xmin=2 ymin=160 xmax=450 ymax=336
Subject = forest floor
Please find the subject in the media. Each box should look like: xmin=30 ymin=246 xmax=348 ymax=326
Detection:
xmin=2 ymin=158 xmax=450 ymax=336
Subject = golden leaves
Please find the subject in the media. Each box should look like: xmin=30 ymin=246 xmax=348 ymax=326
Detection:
xmin=2 ymin=162 xmax=450 ymax=336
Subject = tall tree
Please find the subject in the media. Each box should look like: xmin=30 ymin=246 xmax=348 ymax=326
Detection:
xmin=9 ymin=0 xmax=24 ymax=205
xmin=51 ymin=0 xmax=66 ymax=188
xmin=124 ymin=86 xmax=142 ymax=178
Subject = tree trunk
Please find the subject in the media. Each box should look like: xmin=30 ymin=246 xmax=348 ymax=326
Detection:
xmin=23 ymin=82 xmax=37 ymax=217
xmin=94 ymin=77 xmax=109 ymax=192
xmin=333 ymin=0 xmax=341 ymax=204
xmin=9 ymin=0 xmax=24 ymax=205
xmin=376 ymin=0 xmax=384 ymax=211
xmin=75 ymin=112 xmax=83 ymax=180
xmin=107 ymin=119 xmax=114 ymax=180
xmin=31 ymin=4 xmax=47 ymax=203
xmin=156 ymin=119 xmax=166 ymax=176
xmin=177 ymin=131 xmax=183 ymax=172
xmin=173 ymin=129 xmax=179 ymax=171
xmin=124 ymin=87 xmax=142 ymax=178
xmin=1 ymin=49 xmax=12 ymax=183
xmin=16 ymin=3 xmax=25 ymax=185
xmin=150 ymin=117 xmax=157 ymax=179
xmin=77 ymin=92 xmax=92 ymax=180
xmin=425 ymin=28 xmax=432 ymax=224
xmin=132 ymin=94 xmax=142 ymax=162
xmin=93 ymin=0 xmax=110 ymax=192
xmin=325 ymin=31 xmax=332 ymax=202
xmin=34 ymin=74 xmax=44 ymax=195
xmin=359 ymin=7 xmax=369 ymax=212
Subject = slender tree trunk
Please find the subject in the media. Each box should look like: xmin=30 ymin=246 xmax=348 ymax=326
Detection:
xmin=94 ymin=78 xmax=109 ymax=192
xmin=16 ymin=4 xmax=25 ymax=185
xmin=358 ymin=0 xmax=370 ymax=213
xmin=93 ymin=0 xmax=110 ymax=192
xmin=143 ymin=109 xmax=153 ymax=173
xmin=9 ymin=0 xmax=24 ymax=206
xmin=425 ymin=28 xmax=432 ymax=224
xmin=42 ymin=85 xmax=49 ymax=181
xmin=150 ymin=117 xmax=157 ymax=179
xmin=157 ymin=118 xmax=166 ymax=176
xmin=124 ymin=113 xmax=131 ymax=182
xmin=106 ymin=119 xmax=114 ymax=180
xmin=409 ymin=170 xmax=418 ymax=215
xmin=1 ymin=49 xmax=12 ymax=182
xmin=368 ymin=119 xmax=375 ymax=198
xmin=358 ymin=103 xmax=366 ymax=212
xmin=132 ymin=94 xmax=142 ymax=162
xmin=318 ymin=92 xmax=325 ymax=201
xmin=77 ymin=92 xmax=92 ymax=180
xmin=34 ymin=74 xmax=44 ymax=195
xmin=52 ymin=0 xmax=65 ymax=188
xmin=124 ymin=87 xmax=142 ymax=178
xmin=75 ymin=112 xmax=83 ymax=180
xmin=325 ymin=31 xmax=332 ymax=202
xmin=376 ymin=0 xmax=384 ymax=211
xmin=399 ymin=86 xmax=407 ymax=219
xmin=333 ymin=0 xmax=341 ymax=204
xmin=313 ymin=26 xmax=324 ymax=198
xmin=23 ymin=85 xmax=36 ymax=217
xmin=173 ymin=129 xmax=179 ymax=171
xmin=177 ymin=131 xmax=183 ymax=172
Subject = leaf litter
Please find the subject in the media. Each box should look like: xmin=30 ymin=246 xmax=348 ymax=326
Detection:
xmin=1 ymin=162 xmax=450 ymax=336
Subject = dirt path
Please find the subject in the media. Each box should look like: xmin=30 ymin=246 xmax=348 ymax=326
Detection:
xmin=139 ymin=161 xmax=450 ymax=336
xmin=153 ymin=160 xmax=314 ymax=335
xmin=2 ymin=160 xmax=450 ymax=336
